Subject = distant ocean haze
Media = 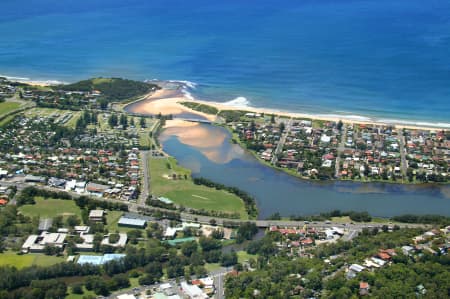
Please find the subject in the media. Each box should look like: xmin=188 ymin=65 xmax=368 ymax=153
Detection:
xmin=1 ymin=0 xmax=449 ymax=123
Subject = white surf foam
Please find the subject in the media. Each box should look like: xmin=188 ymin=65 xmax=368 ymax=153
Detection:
xmin=377 ymin=119 xmax=450 ymax=129
xmin=316 ymin=113 xmax=373 ymax=122
xmin=168 ymin=80 xmax=198 ymax=89
xmin=222 ymin=96 xmax=251 ymax=108
xmin=182 ymin=89 xmax=195 ymax=101
xmin=0 ymin=74 xmax=66 ymax=85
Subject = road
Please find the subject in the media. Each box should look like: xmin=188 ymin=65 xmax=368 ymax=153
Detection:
xmin=398 ymin=129 xmax=408 ymax=177
xmin=342 ymin=229 xmax=359 ymax=241
xmin=271 ymin=118 xmax=293 ymax=165
xmin=1 ymin=180 xmax=432 ymax=231
xmin=138 ymin=150 xmax=150 ymax=206
xmin=335 ymin=124 xmax=347 ymax=178
xmin=215 ymin=274 xmax=224 ymax=299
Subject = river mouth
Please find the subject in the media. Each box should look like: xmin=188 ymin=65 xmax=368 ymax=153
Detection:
xmin=159 ymin=122 xmax=450 ymax=219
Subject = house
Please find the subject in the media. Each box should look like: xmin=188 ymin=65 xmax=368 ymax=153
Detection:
xmin=320 ymin=135 xmax=331 ymax=143
xmin=180 ymin=281 xmax=208 ymax=299
xmin=38 ymin=218 xmax=53 ymax=232
xmin=164 ymin=227 xmax=181 ymax=238
xmin=22 ymin=232 xmax=67 ymax=253
xmin=158 ymin=197 xmax=173 ymax=205
xmin=118 ymin=215 xmax=147 ymax=228
xmin=347 ymin=264 xmax=366 ymax=279
xmin=21 ymin=235 xmax=39 ymax=253
xmin=402 ymin=245 xmax=415 ymax=256
xmin=75 ymin=234 xmax=94 ymax=251
xmin=86 ymin=182 xmax=110 ymax=197
xmin=48 ymin=177 xmax=66 ymax=188
xmin=89 ymin=209 xmax=105 ymax=222
xmin=74 ymin=181 xmax=86 ymax=193
xmin=349 ymin=264 xmax=365 ymax=273
xmin=24 ymin=175 xmax=46 ymax=183
xmin=359 ymin=282 xmax=370 ymax=296
xmin=301 ymin=238 xmax=314 ymax=246
xmin=74 ymin=226 xmax=90 ymax=234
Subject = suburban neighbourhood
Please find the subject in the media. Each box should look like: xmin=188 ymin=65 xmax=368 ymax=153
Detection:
xmin=223 ymin=111 xmax=449 ymax=183
xmin=0 ymin=77 xmax=449 ymax=298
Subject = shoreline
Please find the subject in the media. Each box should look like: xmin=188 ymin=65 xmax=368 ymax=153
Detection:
xmin=126 ymin=84 xmax=449 ymax=132
xmin=3 ymin=73 xmax=448 ymax=130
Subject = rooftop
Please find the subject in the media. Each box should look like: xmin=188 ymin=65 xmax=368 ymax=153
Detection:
xmin=89 ymin=209 xmax=104 ymax=218
xmin=77 ymin=254 xmax=126 ymax=265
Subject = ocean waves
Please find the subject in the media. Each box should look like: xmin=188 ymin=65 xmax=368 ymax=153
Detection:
xmin=0 ymin=74 xmax=66 ymax=85
xmin=221 ymin=96 xmax=251 ymax=108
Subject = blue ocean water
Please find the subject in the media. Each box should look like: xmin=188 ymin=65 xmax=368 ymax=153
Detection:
xmin=1 ymin=0 xmax=449 ymax=123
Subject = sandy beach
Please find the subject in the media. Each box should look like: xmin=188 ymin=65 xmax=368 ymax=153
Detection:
xmin=127 ymin=87 xmax=448 ymax=132
xmin=125 ymin=89 xmax=218 ymax=123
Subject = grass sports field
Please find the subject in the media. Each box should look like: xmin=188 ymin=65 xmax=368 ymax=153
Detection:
xmin=19 ymin=197 xmax=82 ymax=219
xmin=0 ymin=102 xmax=21 ymax=116
xmin=150 ymin=157 xmax=248 ymax=219
xmin=0 ymin=251 xmax=65 ymax=269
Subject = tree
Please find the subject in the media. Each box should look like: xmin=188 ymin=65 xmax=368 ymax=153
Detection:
xmin=112 ymin=274 xmax=130 ymax=289
xmin=267 ymin=212 xmax=281 ymax=220
xmin=119 ymin=114 xmax=128 ymax=129
xmin=236 ymin=222 xmax=258 ymax=243
xmin=211 ymin=229 xmax=224 ymax=239
xmin=181 ymin=241 xmax=198 ymax=257
xmin=108 ymin=114 xmax=118 ymax=128
xmin=279 ymin=122 xmax=286 ymax=133
xmin=66 ymin=215 xmax=80 ymax=227
xmin=99 ymin=99 xmax=108 ymax=110
xmin=199 ymin=237 xmax=221 ymax=251
xmin=109 ymin=233 xmax=120 ymax=244
xmin=140 ymin=117 xmax=146 ymax=128
xmin=221 ymin=251 xmax=238 ymax=267
xmin=72 ymin=283 xmax=84 ymax=295
xmin=127 ymin=229 xmax=142 ymax=244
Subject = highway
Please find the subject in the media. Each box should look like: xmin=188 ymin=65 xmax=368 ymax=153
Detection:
xmin=1 ymin=180 xmax=432 ymax=232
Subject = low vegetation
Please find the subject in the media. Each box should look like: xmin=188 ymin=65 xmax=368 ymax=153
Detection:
xmin=180 ymin=102 xmax=218 ymax=115
xmin=56 ymin=78 xmax=159 ymax=102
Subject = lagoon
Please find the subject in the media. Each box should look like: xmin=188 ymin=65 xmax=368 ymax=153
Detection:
xmin=160 ymin=124 xmax=450 ymax=219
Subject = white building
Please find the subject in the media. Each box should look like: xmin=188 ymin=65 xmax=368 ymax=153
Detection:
xmin=181 ymin=282 xmax=208 ymax=299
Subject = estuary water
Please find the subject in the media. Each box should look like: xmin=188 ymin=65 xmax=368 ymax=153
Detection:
xmin=1 ymin=0 xmax=450 ymax=125
xmin=160 ymin=124 xmax=450 ymax=219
